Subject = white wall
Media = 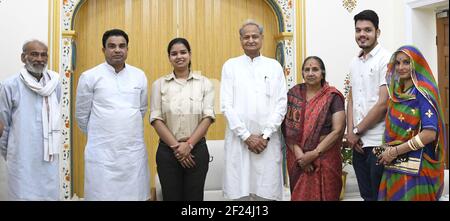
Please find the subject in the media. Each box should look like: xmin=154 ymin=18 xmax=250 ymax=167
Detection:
xmin=0 ymin=0 xmax=48 ymax=200
xmin=409 ymin=7 xmax=438 ymax=78
xmin=0 ymin=0 xmax=48 ymax=81
xmin=303 ymin=0 xmax=447 ymax=92
xmin=304 ymin=0 xmax=406 ymax=93
xmin=404 ymin=0 xmax=449 ymax=83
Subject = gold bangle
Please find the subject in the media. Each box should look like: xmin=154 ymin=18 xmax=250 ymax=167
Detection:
xmin=407 ymin=140 xmax=415 ymax=151
xmin=410 ymin=139 xmax=416 ymax=151
xmin=412 ymin=138 xmax=420 ymax=150
xmin=414 ymin=135 xmax=425 ymax=148
xmin=410 ymin=139 xmax=418 ymax=151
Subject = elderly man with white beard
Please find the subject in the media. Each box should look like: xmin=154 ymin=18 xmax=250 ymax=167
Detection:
xmin=0 ymin=40 xmax=62 ymax=200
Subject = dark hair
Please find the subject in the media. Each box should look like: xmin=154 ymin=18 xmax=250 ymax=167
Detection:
xmin=167 ymin=37 xmax=192 ymax=70
xmin=102 ymin=29 xmax=129 ymax=48
xmin=302 ymin=56 xmax=326 ymax=85
xmin=354 ymin=9 xmax=379 ymax=30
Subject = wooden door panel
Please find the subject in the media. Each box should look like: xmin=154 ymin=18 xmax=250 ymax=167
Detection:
xmin=436 ymin=14 xmax=448 ymax=168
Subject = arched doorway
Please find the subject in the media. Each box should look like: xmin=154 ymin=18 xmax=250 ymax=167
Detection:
xmin=70 ymin=0 xmax=281 ymax=197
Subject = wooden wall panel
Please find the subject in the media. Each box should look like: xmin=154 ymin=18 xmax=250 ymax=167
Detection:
xmin=72 ymin=0 xmax=278 ymax=197
xmin=178 ymin=0 xmax=277 ymax=140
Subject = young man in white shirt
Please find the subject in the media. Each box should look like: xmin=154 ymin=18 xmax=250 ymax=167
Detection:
xmin=220 ymin=20 xmax=287 ymax=201
xmin=346 ymin=10 xmax=390 ymax=201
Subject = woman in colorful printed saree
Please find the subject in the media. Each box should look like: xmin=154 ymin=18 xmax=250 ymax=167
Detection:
xmin=376 ymin=45 xmax=446 ymax=201
xmin=282 ymin=56 xmax=346 ymax=200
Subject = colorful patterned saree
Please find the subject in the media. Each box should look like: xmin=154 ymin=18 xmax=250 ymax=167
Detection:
xmin=379 ymin=45 xmax=447 ymax=201
xmin=283 ymin=83 xmax=344 ymax=200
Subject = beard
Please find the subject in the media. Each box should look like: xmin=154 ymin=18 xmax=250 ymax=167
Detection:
xmin=357 ymin=36 xmax=378 ymax=50
xmin=24 ymin=60 xmax=47 ymax=74
xmin=358 ymin=43 xmax=374 ymax=50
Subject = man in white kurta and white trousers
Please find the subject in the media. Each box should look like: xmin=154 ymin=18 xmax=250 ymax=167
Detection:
xmin=0 ymin=40 xmax=62 ymax=200
xmin=220 ymin=20 xmax=288 ymax=201
xmin=75 ymin=29 xmax=150 ymax=200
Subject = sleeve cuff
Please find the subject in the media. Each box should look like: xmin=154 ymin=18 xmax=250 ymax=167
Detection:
xmin=240 ymin=131 xmax=251 ymax=142
xmin=202 ymin=109 xmax=216 ymax=122
xmin=262 ymin=129 xmax=273 ymax=140
xmin=149 ymin=111 xmax=164 ymax=124
xmin=422 ymin=125 xmax=438 ymax=131
xmin=149 ymin=116 xmax=164 ymax=124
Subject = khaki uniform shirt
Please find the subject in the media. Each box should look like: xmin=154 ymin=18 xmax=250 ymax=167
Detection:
xmin=150 ymin=72 xmax=215 ymax=140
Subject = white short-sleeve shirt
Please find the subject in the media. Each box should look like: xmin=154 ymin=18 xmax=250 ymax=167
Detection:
xmin=350 ymin=44 xmax=391 ymax=147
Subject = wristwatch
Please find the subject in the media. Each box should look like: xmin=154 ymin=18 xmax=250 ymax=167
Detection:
xmin=262 ymin=134 xmax=270 ymax=141
xmin=353 ymin=127 xmax=360 ymax=135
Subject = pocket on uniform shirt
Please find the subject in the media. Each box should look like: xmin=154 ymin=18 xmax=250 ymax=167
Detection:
xmin=161 ymin=96 xmax=171 ymax=114
xmin=189 ymin=95 xmax=203 ymax=115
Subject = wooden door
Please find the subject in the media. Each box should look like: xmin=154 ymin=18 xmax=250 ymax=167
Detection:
xmin=436 ymin=10 xmax=449 ymax=168
xmin=72 ymin=0 xmax=278 ymax=197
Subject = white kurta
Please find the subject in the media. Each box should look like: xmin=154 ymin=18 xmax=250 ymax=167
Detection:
xmin=75 ymin=63 xmax=150 ymax=201
xmin=220 ymin=55 xmax=287 ymax=200
xmin=0 ymin=71 xmax=61 ymax=200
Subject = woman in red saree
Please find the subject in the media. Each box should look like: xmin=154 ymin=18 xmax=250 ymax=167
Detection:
xmin=282 ymin=56 xmax=346 ymax=200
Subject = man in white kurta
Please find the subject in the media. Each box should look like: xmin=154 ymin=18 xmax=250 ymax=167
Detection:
xmin=0 ymin=40 xmax=61 ymax=200
xmin=220 ymin=21 xmax=287 ymax=200
xmin=75 ymin=29 xmax=150 ymax=200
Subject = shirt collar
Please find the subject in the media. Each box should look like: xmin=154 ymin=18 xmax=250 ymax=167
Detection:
xmin=103 ymin=62 xmax=127 ymax=74
xmin=358 ymin=43 xmax=381 ymax=60
xmin=243 ymin=53 xmax=262 ymax=63
xmin=164 ymin=72 xmax=201 ymax=81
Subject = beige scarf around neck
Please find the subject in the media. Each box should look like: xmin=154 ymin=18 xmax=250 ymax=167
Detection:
xmin=20 ymin=68 xmax=61 ymax=162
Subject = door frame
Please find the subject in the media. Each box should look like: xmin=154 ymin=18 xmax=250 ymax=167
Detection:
xmin=55 ymin=0 xmax=303 ymax=199
xmin=436 ymin=10 xmax=449 ymax=168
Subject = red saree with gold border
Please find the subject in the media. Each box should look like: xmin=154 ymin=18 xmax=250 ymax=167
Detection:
xmin=283 ymin=83 xmax=344 ymax=201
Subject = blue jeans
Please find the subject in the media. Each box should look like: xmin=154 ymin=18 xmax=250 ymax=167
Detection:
xmin=352 ymin=147 xmax=384 ymax=201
